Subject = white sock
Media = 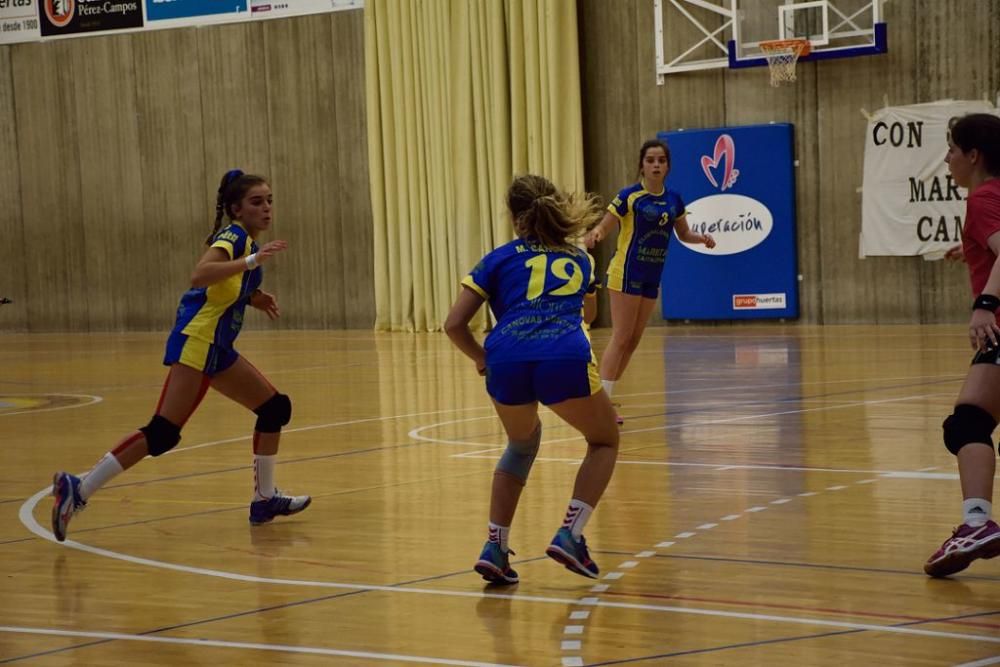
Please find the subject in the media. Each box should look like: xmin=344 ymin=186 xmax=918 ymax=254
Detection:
xmin=80 ymin=453 xmax=124 ymax=500
xmin=488 ymin=522 xmax=510 ymax=552
xmin=963 ymin=498 xmax=992 ymax=527
xmin=253 ymin=454 xmax=276 ymax=501
xmin=601 ymin=380 xmax=615 ymax=397
xmin=562 ymin=499 xmax=594 ymax=541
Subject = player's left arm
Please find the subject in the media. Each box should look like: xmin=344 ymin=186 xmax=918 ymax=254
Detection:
xmin=250 ymin=289 xmax=280 ymax=320
xmin=582 ymin=250 xmax=598 ymax=324
xmin=673 ymin=214 xmax=715 ymax=248
xmin=583 ymin=292 xmax=598 ymax=325
xmin=968 ymin=231 xmax=1000 ymax=349
xmin=445 ymin=286 xmax=487 ymax=374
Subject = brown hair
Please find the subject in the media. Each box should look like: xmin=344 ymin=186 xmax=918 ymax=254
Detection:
xmin=949 ymin=114 xmax=1000 ymax=177
xmin=507 ymin=174 xmax=602 ymax=250
xmin=636 ymin=139 xmax=671 ymax=178
xmin=206 ymin=169 xmax=269 ymax=245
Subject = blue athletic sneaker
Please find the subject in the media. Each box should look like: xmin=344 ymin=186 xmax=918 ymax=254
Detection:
xmin=546 ymin=527 xmax=599 ymax=578
xmin=51 ymin=472 xmax=86 ymax=542
xmin=249 ymin=490 xmax=311 ymax=525
xmin=474 ymin=541 xmax=519 ymax=585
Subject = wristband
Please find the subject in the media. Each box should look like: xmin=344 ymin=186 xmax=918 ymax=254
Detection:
xmin=973 ymin=294 xmax=1000 ymax=312
xmin=245 ymin=253 xmax=259 ymax=270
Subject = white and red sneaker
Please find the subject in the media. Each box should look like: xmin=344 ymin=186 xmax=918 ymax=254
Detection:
xmin=924 ymin=519 xmax=1000 ymax=578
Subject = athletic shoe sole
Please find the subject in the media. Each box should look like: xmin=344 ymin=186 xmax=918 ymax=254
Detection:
xmin=249 ymin=496 xmax=312 ymax=526
xmin=51 ymin=473 xmax=74 ymax=543
xmin=474 ymin=560 xmax=518 ymax=585
xmin=924 ymin=533 xmax=1000 ymax=577
xmin=546 ymin=544 xmax=598 ymax=579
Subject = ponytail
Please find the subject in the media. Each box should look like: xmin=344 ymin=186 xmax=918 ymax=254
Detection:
xmin=206 ymin=169 xmax=269 ymax=245
xmin=207 ymin=169 xmax=244 ymax=245
xmin=507 ymin=174 xmax=602 ymax=250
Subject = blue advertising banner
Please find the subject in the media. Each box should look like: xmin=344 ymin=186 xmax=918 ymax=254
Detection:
xmin=657 ymin=124 xmax=799 ymax=320
xmin=145 ymin=0 xmax=244 ymax=21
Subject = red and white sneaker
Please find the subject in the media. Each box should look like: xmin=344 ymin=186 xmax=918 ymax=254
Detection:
xmin=924 ymin=519 xmax=1000 ymax=578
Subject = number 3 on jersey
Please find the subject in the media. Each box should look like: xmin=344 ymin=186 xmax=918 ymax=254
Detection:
xmin=524 ymin=255 xmax=583 ymax=300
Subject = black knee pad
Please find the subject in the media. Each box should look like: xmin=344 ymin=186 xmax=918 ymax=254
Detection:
xmin=942 ymin=404 xmax=997 ymax=455
xmin=140 ymin=415 xmax=181 ymax=457
xmin=254 ymin=392 xmax=291 ymax=433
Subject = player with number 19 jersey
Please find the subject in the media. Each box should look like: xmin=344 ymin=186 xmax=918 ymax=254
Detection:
xmin=461 ymin=238 xmax=597 ymax=364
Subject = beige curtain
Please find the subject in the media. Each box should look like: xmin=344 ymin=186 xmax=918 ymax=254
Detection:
xmin=366 ymin=0 xmax=585 ymax=332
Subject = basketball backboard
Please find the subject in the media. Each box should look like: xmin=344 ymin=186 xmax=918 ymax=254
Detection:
xmin=654 ymin=0 xmax=888 ymax=82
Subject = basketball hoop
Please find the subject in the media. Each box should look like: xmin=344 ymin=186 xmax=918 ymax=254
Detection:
xmin=759 ymin=38 xmax=811 ymax=87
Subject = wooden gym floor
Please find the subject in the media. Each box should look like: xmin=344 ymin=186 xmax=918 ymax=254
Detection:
xmin=0 ymin=325 xmax=998 ymax=665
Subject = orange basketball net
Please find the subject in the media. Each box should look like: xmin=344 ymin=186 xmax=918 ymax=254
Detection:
xmin=759 ymin=38 xmax=811 ymax=86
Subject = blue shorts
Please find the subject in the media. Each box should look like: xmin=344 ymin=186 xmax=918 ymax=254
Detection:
xmin=605 ymin=273 xmax=660 ymax=299
xmin=486 ymin=359 xmax=601 ymax=406
xmin=163 ymin=332 xmax=240 ymax=377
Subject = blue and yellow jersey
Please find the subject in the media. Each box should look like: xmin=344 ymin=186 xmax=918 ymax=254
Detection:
xmin=170 ymin=223 xmax=262 ymax=349
xmin=461 ymin=238 xmax=597 ymax=363
xmin=606 ymin=182 xmax=686 ymax=284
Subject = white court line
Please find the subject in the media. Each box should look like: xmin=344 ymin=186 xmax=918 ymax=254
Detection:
xmin=955 ymin=656 xmax=1000 ymax=667
xmin=0 ymin=393 xmax=103 ymax=418
xmin=408 ymin=415 xmax=503 ymax=447
xmin=410 ymin=391 xmax=953 ymax=450
xmin=0 ymin=626 xmax=518 ymax=667
xmin=450 ymin=454 xmax=963 ymax=479
xmin=17 ymin=491 xmax=1000 ymax=646
xmin=882 ymin=472 xmax=960 ymax=480
xmin=604 ymin=393 xmax=954 ymax=441
xmin=601 ymin=373 xmax=963 ymax=402
xmin=166 ymin=405 xmax=499 ymax=456
xmin=561 ymin=640 xmax=581 ymax=651
xmin=452 ymin=447 xmax=503 ymax=458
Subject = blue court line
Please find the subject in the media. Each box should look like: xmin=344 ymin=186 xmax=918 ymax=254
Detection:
xmin=0 ymin=557 xmax=548 ymax=664
xmin=621 ymin=375 xmax=961 ymax=425
xmin=596 ymin=550 xmax=1000 ymax=583
xmin=0 ymin=440 xmax=430 ymax=509
xmin=1 ymin=373 xmax=958 ymax=510
xmin=582 ymin=609 xmax=1000 ymax=665
xmin=0 ymin=442 xmax=478 ymax=546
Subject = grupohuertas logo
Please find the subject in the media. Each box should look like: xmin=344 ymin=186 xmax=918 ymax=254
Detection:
xmin=676 ymin=134 xmax=773 ymax=256
xmin=45 ymin=0 xmax=74 ymax=26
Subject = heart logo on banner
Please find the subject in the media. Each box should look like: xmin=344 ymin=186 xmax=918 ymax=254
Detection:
xmin=700 ymin=134 xmax=739 ymax=191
